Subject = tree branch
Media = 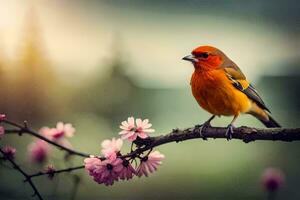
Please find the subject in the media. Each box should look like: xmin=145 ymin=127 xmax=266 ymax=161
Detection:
xmin=4 ymin=117 xmax=300 ymax=161
xmin=28 ymin=166 xmax=85 ymax=179
xmin=0 ymin=148 xmax=43 ymax=200
xmin=2 ymin=115 xmax=300 ymax=200
xmin=3 ymin=120 xmax=89 ymax=158
xmin=122 ymin=126 xmax=300 ymax=158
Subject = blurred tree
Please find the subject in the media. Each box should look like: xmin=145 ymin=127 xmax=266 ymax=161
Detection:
xmin=0 ymin=39 xmax=10 ymax=115
xmin=74 ymin=37 xmax=140 ymax=124
xmin=0 ymin=37 xmax=19 ymax=120
xmin=0 ymin=40 xmax=5 ymax=76
xmin=6 ymin=8 xmax=59 ymax=124
xmin=72 ymin=36 xmax=188 ymax=128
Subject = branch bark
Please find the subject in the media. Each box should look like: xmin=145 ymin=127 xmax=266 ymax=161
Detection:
xmin=123 ymin=126 xmax=300 ymax=158
xmin=0 ymin=148 xmax=43 ymax=200
xmin=28 ymin=166 xmax=85 ymax=179
xmin=3 ymin=120 xmax=89 ymax=157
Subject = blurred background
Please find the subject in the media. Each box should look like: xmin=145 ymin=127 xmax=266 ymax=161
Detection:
xmin=0 ymin=0 xmax=299 ymax=199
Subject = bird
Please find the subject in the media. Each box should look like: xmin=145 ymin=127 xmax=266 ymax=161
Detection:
xmin=182 ymin=45 xmax=281 ymax=140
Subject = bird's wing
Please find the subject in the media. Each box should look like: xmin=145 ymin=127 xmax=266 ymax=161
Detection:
xmin=222 ymin=61 xmax=271 ymax=112
xmin=221 ymin=57 xmax=246 ymax=80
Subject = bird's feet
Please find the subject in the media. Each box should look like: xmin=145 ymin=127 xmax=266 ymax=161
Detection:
xmin=225 ymin=124 xmax=234 ymax=141
xmin=195 ymin=121 xmax=211 ymax=139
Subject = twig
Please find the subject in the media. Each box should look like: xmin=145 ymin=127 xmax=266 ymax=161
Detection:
xmin=3 ymin=120 xmax=89 ymax=157
xmin=0 ymin=147 xmax=43 ymax=200
xmin=28 ymin=166 xmax=85 ymax=179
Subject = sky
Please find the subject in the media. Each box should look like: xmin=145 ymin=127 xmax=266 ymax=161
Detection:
xmin=0 ymin=0 xmax=299 ymax=88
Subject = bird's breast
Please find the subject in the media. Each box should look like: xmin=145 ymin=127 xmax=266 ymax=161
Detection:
xmin=190 ymin=70 xmax=251 ymax=116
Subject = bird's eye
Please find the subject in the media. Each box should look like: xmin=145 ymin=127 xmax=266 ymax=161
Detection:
xmin=201 ymin=52 xmax=209 ymax=58
xmin=194 ymin=52 xmax=209 ymax=59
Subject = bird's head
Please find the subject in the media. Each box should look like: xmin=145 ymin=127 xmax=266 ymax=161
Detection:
xmin=182 ymin=45 xmax=225 ymax=71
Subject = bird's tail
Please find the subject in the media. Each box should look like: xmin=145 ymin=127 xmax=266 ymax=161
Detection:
xmin=258 ymin=114 xmax=281 ymax=128
xmin=248 ymin=103 xmax=281 ymax=128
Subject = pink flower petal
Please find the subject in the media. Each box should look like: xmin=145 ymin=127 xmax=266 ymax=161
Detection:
xmin=138 ymin=132 xmax=149 ymax=139
xmin=121 ymin=131 xmax=136 ymax=139
xmin=128 ymin=117 xmax=135 ymax=127
xmin=142 ymin=119 xmax=149 ymax=125
xmin=127 ymin=134 xmax=138 ymax=141
xmin=144 ymin=128 xmax=155 ymax=133
xmin=119 ymin=125 xmax=130 ymax=130
xmin=121 ymin=121 xmax=129 ymax=127
xmin=136 ymin=118 xmax=143 ymax=127
xmin=0 ymin=126 xmax=5 ymax=138
xmin=56 ymin=122 xmax=64 ymax=131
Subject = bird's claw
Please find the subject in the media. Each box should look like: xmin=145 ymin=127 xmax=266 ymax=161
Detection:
xmin=225 ymin=124 xmax=234 ymax=141
xmin=195 ymin=122 xmax=211 ymax=140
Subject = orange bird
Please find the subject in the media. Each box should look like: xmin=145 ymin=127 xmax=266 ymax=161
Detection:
xmin=183 ymin=45 xmax=281 ymax=140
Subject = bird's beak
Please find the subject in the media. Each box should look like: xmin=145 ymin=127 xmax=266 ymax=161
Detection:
xmin=182 ymin=55 xmax=197 ymax=62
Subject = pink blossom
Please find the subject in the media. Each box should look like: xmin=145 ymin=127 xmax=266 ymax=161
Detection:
xmin=101 ymin=138 xmax=123 ymax=159
xmin=40 ymin=122 xmax=75 ymax=140
xmin=84 ymin=155 xmax=101 ymax=173
xmin=0 ymin=126 xmax=5 ymax=138
xmin=1 ymin=145 xmax=16 ymax=159
xmin=137 ymin=151 xmax=165 ymax=177
xmin=261 ymin=168 xmax=285 ymax=192
xmin=116 ymin=159 xmax=136 ymax=180
xmin=45 ymin=164 xmax=55 ymax=179
xmin=0 ymin=114 xmax=6 ymax=121
xmin=84 ymin=154 xmax=123 ymax=186
xmin=52 ymin=122 xmax=75 ymax=139
xmin=39 ymin=122 xmax=75 ymax=148
xmin=119 ymin=117 xmax=155 ymax=141
xmin=28 ymin=140 xmax=51 ymax=163
xmin=39 ymin=127 xmax=54 ymax=140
